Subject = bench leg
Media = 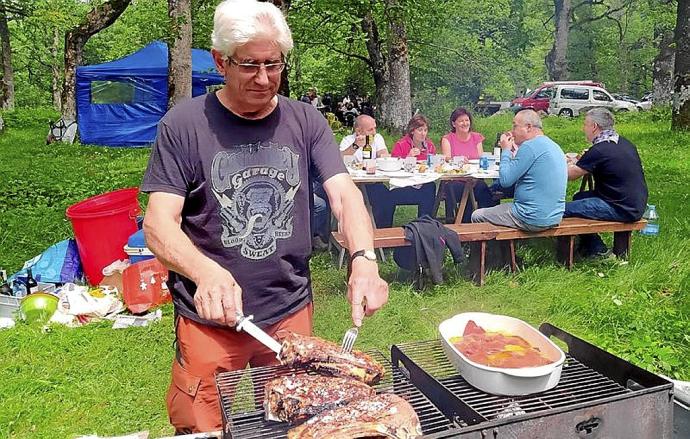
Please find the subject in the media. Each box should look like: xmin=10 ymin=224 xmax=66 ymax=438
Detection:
xmin=556 ymin=236 xmax=575 ymax=269
xmin=613 ymin=231 xmax=632 ymax=258
xmin=509 ymin=240 xmax=517 ymax=272
xmin=469 ymin=241 xmax=487 ymax=286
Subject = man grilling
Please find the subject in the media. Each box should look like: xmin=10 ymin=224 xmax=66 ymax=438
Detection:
xmin=141 ymin=0 xmax=388 ymax=432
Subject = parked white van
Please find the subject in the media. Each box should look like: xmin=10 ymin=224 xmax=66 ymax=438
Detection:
xmin=549 ymin=85 xmax=638 ymax=116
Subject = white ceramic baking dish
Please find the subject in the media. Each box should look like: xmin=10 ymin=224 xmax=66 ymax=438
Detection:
xmin=439 ymin=312 xmax=566 ymax=396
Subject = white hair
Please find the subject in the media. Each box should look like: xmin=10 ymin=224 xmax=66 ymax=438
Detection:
xmin=517 ymin=109 xmax=543 ymax=129
xmin=211 ymin=0 xmax=293 ymax=57
xmin=586 ymin=107 xmax=615 ymax=130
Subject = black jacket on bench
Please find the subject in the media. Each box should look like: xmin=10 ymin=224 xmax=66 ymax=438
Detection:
xmin=393 ymin=216 xmax=464 ymax=284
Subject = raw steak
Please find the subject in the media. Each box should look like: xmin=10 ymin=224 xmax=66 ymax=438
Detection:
xmin=263 ymin=374 xmax=375 ymax=424
xmin=287 ymin=393 xmax=422 ymax=439
xmin=278 ymin=332 xmax=386 ymax=385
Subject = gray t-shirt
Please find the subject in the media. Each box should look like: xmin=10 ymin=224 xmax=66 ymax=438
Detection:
xmin=142 ymin=93 xmax=346 ymax=327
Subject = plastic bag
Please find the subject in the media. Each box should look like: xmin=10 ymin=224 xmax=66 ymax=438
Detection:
xmin=9 ymin=239 xmax=83 ymax=284
xmin=121 ymin=258 xmax=171 ymax=314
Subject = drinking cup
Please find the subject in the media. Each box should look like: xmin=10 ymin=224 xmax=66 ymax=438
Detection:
xmin=343 ymin=155 xmax=355 ymax=168
xmin=365 ymin=159 xmax=377 ymax=175
xmin=565 ymin=152 xmax=578 ymax=164
xmin=404 ymin=157 xmax=416 ymax=172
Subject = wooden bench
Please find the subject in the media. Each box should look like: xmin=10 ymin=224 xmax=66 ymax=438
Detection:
xmin=487 ymin=217 xmax=647 ymax=272
xmin=331 ymin=218 xmax=646 ymax=285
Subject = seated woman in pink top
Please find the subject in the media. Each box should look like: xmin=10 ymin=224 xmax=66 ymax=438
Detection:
xmin=392 ymin=114 xmax=436 ymax=161
xmin=439 ymin=107 xmax=496 ymax=223
xmin=367 ymin=114 xmax=436 ymax=227
xmin=441 ymin=107 xmax=484 ymax=160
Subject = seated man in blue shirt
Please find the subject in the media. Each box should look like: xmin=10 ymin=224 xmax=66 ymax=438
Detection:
xmin=565 ymin=108 xmax=648 ymax=256
xmin=472 ymin=109 xmax=567 ymax=231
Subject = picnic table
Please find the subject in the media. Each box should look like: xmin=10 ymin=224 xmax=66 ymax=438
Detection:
xmin=333 ymin=160 xmax=499 ymax=266
xmin=348 ymin=161 xmax=499 ymax=226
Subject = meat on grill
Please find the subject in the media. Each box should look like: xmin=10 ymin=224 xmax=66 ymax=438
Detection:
xmin=287 ymin=393 xmax=422 ymax=439
xmin=263 ymin=374 xmax=375 ymax=424
xmin=278 ymin=332 xmax=386 ymax=385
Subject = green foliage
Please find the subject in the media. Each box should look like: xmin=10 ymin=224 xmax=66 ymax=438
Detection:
xmin=0 ymin=113 xmax=689 ymax=438
xmin=1 ymin=107 xmax=60 ymax=129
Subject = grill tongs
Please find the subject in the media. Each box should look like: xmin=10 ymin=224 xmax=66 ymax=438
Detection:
xmin=235 ymin=312 xmax=282 ymax=357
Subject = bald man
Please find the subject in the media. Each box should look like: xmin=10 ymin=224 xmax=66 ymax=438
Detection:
xmin=339 ymin=115 xmax=390 ymax=161
xmin=472 ymin=109 xmax=567 ymax=231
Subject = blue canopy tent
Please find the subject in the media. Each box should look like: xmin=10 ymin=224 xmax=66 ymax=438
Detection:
xmin=76 ymin=41 xmax=224 ymax=147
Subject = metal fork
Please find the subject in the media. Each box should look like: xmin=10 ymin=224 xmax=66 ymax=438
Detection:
xmin=340 ymin=327 xmax=359 ymax=354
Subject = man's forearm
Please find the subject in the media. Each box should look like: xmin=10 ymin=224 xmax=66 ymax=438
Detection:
xmin=332 ymin=188 xmax=374 ymax=252
xmin=143 ymin=218 xmax=219 ymax=285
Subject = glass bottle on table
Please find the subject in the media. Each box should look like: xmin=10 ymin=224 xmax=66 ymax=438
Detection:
xmin=361 ymin=135 xmax=373 ymax=160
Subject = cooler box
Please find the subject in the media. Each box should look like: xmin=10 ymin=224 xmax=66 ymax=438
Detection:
xmin=0 ymin=295 xmax=20 ymax=319
xmin=124 ymin=229 xmax=154 ymax=264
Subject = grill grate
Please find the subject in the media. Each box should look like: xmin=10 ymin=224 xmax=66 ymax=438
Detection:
xmin=216 ymin=350 xmax=457 ymax=438
xmin=394 ymin=339 xmax=633 ymax=425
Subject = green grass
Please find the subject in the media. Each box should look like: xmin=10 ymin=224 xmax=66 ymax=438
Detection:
xmin=1 ymin=107 xmax=689 ymax=438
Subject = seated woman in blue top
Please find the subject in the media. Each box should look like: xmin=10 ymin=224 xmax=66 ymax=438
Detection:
xmin=366 ymin=114 xmax=436 ymax=228
xmin=471 ymin=109 xmax=567 ymax=231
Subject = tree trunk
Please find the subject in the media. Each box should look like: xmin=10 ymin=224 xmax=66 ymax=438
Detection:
xmin=0 ymin=5 xmax=14 ymax=110
xmin=51 ymin=28 xmax=62 ymax=110
xmin=653 ymin=28 xmax=675 ymax=105
xmin=360 ymin=10 xmax=388 ymax=123
xmin=380 ymin=0 xmax=411 ymax=134
xmin=672 ymin=0 xmax=690 ymax=130
xmin=168 ymin=0 xmax=192 ymax=109
xmin=61 ymin=0 xmax=131 ymax=120
xmin=546 ymin=0 xmax=571 ymax=81
xmin=360 ymin=5 xmax=410 ymax=134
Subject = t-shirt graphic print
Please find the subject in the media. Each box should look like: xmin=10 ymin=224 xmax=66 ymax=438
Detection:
xmin=211 ymin=142 xmax=300 ymax=260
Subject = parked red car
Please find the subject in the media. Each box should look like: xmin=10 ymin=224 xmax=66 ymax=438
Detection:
xmin=512 ymin=80 xmax=604 ymax=113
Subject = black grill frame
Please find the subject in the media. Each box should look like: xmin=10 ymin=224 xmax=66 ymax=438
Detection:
xmin=391 ymin=323 xmax=674 ymax=438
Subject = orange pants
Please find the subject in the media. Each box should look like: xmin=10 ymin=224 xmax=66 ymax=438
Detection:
xmin=166 ymin=302 xmax=314 ymax=434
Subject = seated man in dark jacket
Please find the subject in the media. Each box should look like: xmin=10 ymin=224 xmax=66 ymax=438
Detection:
xmin=565 ymin=108 xmax=648 ymax=256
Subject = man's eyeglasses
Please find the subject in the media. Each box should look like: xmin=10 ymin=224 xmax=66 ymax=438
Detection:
xmin=225 ymin=57 xmax=286 ymax=75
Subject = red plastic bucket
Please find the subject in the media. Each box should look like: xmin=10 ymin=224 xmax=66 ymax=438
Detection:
xmin=66 ymin=188 xmax=141 ymax=285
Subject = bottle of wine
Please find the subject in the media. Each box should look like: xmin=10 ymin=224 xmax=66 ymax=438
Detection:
xmin=361 ymin=135 xmax=373 ymax=160
xmin=26 ymin=268 xmax=38 ymax=294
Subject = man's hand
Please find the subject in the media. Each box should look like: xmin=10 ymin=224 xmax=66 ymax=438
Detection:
xmin=499 ymin=132 xmax=515 ymax=150
xmin=193 ymin=265 xmax=243 ymax=327
xmin=347 ymin=258 xmax=388 ymax=327
xmin=354 ymin=134 xmax=366 ymax=148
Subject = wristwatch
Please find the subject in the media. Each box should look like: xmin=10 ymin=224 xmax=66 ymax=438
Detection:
xmin=351 ymin=142 xmax=360 ymax=150
xmin=351 ymin=249 xmax=377 ymax=262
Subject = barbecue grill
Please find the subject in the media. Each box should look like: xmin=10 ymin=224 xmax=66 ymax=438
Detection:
xmin=216 ymin=324 xmax=678 ymax=438
xmin=217 ymin=350 xmax=457 ymax=438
